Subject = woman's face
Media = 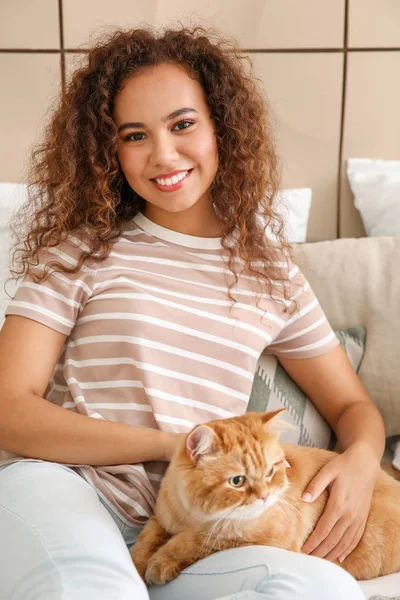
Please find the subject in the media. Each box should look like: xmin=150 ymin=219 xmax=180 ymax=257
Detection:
xmin=113 ymin=63 xmax=219 ymax=230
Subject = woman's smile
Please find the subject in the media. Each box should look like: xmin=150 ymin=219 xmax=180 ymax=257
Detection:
xmin=113 ymin=63 xmax=220 ymax=234
xmin=151 ymin=168 xmax=194 ymax=192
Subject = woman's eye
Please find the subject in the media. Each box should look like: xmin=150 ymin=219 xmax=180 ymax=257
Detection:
xmin=266 ymin=466 xmax=274 ymax=478
xmin=123 ymin=120 xmax=193 ymax=142
xmin=173 ymin=119 xmax=195 ymax=131
xmin=124 ymin=132 xmax=145 ymax=142
xmin=229 ymin=475 xmax=246 ymax=488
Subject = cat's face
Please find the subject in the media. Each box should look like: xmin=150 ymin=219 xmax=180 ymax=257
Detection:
xmin=175 ymin=411 xmax=290 ymax=523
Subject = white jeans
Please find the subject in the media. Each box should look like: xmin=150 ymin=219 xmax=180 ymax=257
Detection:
xmin=0 ymin=461 xmax=366 ymax=600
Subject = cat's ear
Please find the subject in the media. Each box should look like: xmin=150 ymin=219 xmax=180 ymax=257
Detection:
xmin=260 ymin=408 xmax=289 ymax=436
xmin=186 ymin=425 xmax=219 ymax=462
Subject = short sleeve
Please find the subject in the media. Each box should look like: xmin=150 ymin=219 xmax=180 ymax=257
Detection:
xmin=5 ymin=232 xmax=97 ymax=336
xmin=263 ymin=258 xmax=340 ymax=359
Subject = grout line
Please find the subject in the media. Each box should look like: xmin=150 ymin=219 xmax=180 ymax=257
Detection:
xmin=348 ymin=47 xmax=400 ymax=52
xmin=0 ymin=49 xmax=61 ymax=53
xmin=337 ymin=0 xmax=349 ymax=239
xmin=58 ymin=0 xmax=65 ymax=94
xmin=243 ymin=48 xmax=344 ymax=53
xmin=245 ymin=47 xmax=400 ymax=53
xmin=0 ymin=47 xmax=399 ymax=54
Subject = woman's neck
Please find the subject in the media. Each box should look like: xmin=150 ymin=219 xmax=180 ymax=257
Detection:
xmin=142 ymin=200 xmax=224 ymax=238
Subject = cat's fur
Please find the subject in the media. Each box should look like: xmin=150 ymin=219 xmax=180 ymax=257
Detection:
xmin=130 ymin=410 xmax=400 ymax=585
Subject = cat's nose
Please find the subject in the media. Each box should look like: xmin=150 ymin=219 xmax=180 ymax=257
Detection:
xmin=259 ymin=493 xmax=269 ymax=501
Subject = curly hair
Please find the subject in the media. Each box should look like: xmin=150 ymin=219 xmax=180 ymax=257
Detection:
xmin=9 ymin=24 xmax=300 ymax=314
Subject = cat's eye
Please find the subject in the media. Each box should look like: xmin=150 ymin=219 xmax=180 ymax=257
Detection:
xmin=266 ymin=466 xmax=274 ymax=478
xmin=229 ymin=475 xmax=246 ymax=488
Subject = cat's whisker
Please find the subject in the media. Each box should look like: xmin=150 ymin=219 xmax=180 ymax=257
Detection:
xmin=272 ymin=502 xmax=285 ymax=520
xmin=279 ymin=496 xmax=302 ymax=518
xmin=214 ymin=507 xmax=236 ymax=537
xmin=223 ymin=505 xmax=247 ymax=544
xmin=203 ymin=516 xmax=222 ymax=546
xmin=206 ymin=505 xmax=239 ymax=552
xmin=199 ymin=508 xmax=234 ymax=555
xmin=234 ymin=511 xmax=247 ymax=539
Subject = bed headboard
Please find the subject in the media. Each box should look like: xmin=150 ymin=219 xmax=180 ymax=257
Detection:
xmin=0 ymin=0 xmax=399 ymax=241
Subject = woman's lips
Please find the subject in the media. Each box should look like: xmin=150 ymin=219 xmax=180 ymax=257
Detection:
xmin=151 ymin=169 xmax=193 ymax=192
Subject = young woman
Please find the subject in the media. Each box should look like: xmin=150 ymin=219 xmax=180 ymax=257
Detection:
xmin=0 ymin=26 xmax=381 ymax=600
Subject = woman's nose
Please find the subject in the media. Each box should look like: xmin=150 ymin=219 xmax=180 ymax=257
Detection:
xmin=151 ymin=134 xmax=180 ymax=166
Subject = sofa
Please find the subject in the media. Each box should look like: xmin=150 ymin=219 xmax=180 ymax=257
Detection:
xmin=0 ymin=210 xmax=399 ymax=596
xmin=292 ymin=235 xmax=400 ymax=599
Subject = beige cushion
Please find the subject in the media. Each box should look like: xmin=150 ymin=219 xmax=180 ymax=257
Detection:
xmin=293 ymin=236 xmax=400 ymax=438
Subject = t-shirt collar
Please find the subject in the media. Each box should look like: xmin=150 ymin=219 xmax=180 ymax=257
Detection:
xmin=132 ymin=212 xmax=223 ymax=250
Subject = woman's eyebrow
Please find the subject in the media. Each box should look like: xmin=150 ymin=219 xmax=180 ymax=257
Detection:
xmin=117 ymin=107 xmax=198 ymax=132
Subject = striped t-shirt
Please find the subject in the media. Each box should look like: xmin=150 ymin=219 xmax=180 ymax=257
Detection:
xmin=0 ymin=212 xmax=339 ymax=525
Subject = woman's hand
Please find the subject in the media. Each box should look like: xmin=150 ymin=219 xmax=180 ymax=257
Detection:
xmin=300 ymin=443 xmax=380 ymax=563
xmin=161 ymin=431 xmax=186 ymax=461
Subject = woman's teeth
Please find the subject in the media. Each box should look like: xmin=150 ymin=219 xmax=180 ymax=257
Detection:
xmin=154 ymin=170 xmax=189 ymax=186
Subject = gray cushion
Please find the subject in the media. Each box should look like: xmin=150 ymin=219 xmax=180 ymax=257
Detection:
xmin=248 ymin=327 xmax=365 ymax=449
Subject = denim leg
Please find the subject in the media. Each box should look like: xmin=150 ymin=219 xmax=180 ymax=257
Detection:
xmin=0 ymin=461 xmax=148 ymax=600
xmin=147 ymin=545 xmax=366 ymax=600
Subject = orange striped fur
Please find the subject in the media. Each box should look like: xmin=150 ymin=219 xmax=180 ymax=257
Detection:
xmin=131 ymin=410 xmax=400 ymax=584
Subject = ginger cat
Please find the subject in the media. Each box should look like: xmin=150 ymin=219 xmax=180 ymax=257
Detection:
xmin=130 ymin=410 xmax=400 ymax=585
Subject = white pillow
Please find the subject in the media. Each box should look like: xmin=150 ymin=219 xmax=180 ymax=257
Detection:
xmin=0 ymin=182 xmax=27 ymax=227
xmin=260 ymin=187 xmax=312 ymax=244
xmin=277 ymin=188 xmax=312 ymax=243
xmin=0 ymin=183 xmax=27 ymax=326
xmin=347 ymin=158 xmax=400 ymax=237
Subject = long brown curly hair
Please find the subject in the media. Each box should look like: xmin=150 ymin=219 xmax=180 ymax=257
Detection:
xmin=9 ymin=24 xmax=299 ymax=314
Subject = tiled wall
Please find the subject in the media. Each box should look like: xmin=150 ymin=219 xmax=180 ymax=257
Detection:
xmin=1 ymin=0 xmax=399 ymax=240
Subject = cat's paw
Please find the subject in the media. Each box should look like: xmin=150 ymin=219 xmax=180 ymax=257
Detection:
xmin=130 ymin=548 xmax=147 ymax=582
xmin=145 ymin=555 xmax=182 ymax=585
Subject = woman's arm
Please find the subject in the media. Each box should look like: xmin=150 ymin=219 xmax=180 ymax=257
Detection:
xmin=0 ymin=315 xmax=179 ymax=465
xmin=278 ymin=344 xmax=385 ymax=562
xmin=278 ymin=343 xmax=385 ymax=460
xmin=0 ymin=391 xmax=179 ymax=465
